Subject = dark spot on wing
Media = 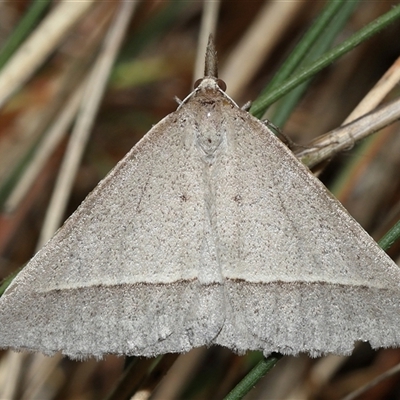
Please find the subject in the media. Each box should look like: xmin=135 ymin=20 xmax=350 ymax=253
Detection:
xmin=234 ymin=195 xmax=242 ymax=204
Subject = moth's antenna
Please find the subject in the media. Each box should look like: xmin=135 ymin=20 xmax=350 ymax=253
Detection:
xmin=204 ymin=35 xmax=218 ymax=78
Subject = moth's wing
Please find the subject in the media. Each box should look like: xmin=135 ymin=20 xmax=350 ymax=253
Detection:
xmin=212 ymin=107 xmax=400 ymax=357
xmin=0 ymin=111 xmax=225 ymax=359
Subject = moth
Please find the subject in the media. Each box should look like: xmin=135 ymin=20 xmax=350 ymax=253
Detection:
xmin=0 ymin=38 xmax=399 ymax=360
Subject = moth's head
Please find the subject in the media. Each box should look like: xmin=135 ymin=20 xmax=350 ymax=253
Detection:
xmin=177 ymin=36 xmax=238 ymax=109
xmin=193 ymin=76 xmax=227 ymax=95
xmin=193 ymin=34 xmax=227 ymax=94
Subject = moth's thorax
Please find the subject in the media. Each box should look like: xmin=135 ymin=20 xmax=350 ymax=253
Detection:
xmin=193 ymin=115 xmax=225 ymax=159
xmin=184 ymin=77 xmax=237 ymax=161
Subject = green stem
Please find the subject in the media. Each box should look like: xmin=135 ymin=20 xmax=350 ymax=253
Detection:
xmin=0 ymin=0 xmax=52 ymax=70
xmin=379 ymin=220 xmax=400 ymax=252
xmin=224 ymin=353 xmax=283 ymax=400
xmin=270 ymin=1 xmax=358 ymax=126
xmin=250 ymin=4 xmax=400 ymax=118
xmin=262 ymin=0 xmax=346 ymax=96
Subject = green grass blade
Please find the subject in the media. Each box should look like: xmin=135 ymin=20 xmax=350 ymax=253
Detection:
xmin=250 ymin=4 xmax=400 ymax=119
xmin=0 ymin=0 xmax=52 ymax=70
xmin=261 ymin=0 xmax=346 ymax=97
xmin=224 ymin=353 xmax=283 ymax=400
xmin=270 ymin=1 xmax=359 ymax=126
xmin=379 ymin=220 xmax=400 ymax=252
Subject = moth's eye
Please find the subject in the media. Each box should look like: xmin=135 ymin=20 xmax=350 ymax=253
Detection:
xmin=217 ymin=79 xmax=227 ymax=92
xmin=194 ymin=79 xmax=202 ymax=89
